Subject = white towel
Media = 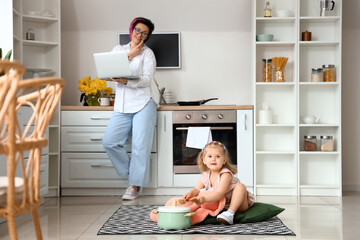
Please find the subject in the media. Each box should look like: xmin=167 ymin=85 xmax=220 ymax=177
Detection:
xmin=186 ymin=127 xmax=212 ymax=149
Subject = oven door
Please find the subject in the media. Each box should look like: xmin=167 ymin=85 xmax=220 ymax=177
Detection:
xmin=173 ymin=123 xmax=237 ymax=174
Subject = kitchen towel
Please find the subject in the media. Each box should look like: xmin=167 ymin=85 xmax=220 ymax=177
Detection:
xmin=186 ymin=127 xmax=212 ymax=149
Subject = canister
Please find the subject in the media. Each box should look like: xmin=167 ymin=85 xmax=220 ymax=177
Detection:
xmin=262 ymin=59 xmax=273 ymax=82
xmin=320 ymin=135 xmax=334 ymax=151
xmin=302 ymin=31 xmax=312 ymax=41
xmin=304 ymin=135 xmax=317 ymax=151
xmin=311 ymin=68 xmax=323 ymax=82
xmin=26 ymin=28 xmax=35 ymax=40
xmin=322 ymin=64 xmax=335 ymax=82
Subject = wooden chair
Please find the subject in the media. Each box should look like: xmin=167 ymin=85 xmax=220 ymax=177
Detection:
xmin=0 ymin=61 xmax=65 ymax=240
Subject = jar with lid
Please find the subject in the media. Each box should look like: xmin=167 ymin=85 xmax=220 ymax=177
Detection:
xmin=322 ymin=64 xmax=335 ymax=82
xmin=304 ymin=135 xmax=317 ymax=151
xmin=311 ymin=68 xmax=323 ymax=82
xmin=262 ymin=59 xmax=273 ymax=82
xmin=264 ymin=1 xmax=272 ymax=17
xmin=320 ymin=135 xmax=334 ymax=151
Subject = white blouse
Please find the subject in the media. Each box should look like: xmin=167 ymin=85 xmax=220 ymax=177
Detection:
xmin=111 ymin=43 xmax=156 ymax=113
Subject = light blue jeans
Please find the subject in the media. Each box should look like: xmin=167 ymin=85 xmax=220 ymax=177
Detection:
xmin=102 ymin=98 xmax=157 ymax=187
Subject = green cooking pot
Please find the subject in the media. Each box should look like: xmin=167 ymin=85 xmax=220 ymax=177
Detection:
xmin=154 ymin=206 xmax=196 ymax=230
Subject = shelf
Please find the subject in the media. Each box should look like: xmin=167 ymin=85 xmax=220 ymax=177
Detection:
xmin=256 ymin=42 xmax=295 ymax=47
xmin=256 ymin=17 xmax=296 ymax=22
xmin=299 ymin=82 xmax=339 ymax=86
xmin=299 ymin=124 xmax=339 ymax=127
xmin=22 ymin=15 xmax=59 ymax=23
xmin=300 ymin=41 xmax=340 ymax=46
xmin=256 ymin=82 xmax=295 ymax=86
xmin=300 ymin=16 xmax=340 ymax=23
xmin=23 ymin=40 xmax=59 ymax=47
xmin=299 ymin=151 xmax=339 ymax=155
xmin=256 ymin=151 xmax=295 ymax=155
xmin=13 ymin=35 xmax=20 ymax=42
xmin=256 ymin=124 xmax=295 ymax=127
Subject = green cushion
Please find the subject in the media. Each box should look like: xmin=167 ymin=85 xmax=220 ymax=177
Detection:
xmin=198 ymin=202 xmax=284 ymax=225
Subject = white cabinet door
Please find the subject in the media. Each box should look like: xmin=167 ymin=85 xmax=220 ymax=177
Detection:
xmin=157 ymin=111 xmax=173 ymax=187
xmin=237 ymin=110 xmax=254 ymax=193
xmin=61 ymin=153 xmax=157 ymax=188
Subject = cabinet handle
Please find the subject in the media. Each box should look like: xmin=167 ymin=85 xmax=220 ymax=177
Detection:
xmin=90 ymin=117 xmax=110 ymax=120
xmin=163 ymin=115 xmax=167 ymax=132
xmin=241 ymin=114 xmax=247 ymax=131
xmin=175 ymin=126 xmax=234 ymax=131
xmin=90 ymin=138 xmax=103 ymax=141
xmin=91 ymin=163 xmax=113 ymax=168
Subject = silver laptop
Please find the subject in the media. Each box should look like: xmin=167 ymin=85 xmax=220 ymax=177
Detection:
xmin=93 ymin=51 xmax=139 ymax=80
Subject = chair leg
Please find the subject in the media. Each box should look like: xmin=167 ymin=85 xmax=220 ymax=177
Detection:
xmin=32 ymin=209 xmax=43 ymax=240
xmin=7 ymin=214 xmax=18 ymax=240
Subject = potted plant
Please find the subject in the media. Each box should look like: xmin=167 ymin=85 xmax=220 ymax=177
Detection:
xmin=78 ymin=76 xmax=113 ymax=106
xmin=0 ymin=48 xmax=13 ymax=76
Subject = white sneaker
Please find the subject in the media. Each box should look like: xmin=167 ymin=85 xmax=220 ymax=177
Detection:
xmin=122 ymin=185 xmax=141 ymax=200
xmin=217 ymin=211 xmax=234 ymax=225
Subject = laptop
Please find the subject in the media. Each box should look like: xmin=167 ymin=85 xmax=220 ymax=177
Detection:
xmin=93 ymin=51 xmax=139 ymax=80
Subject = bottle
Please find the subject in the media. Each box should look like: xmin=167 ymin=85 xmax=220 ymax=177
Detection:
xmin=264 ymin=1 xmax=272 ymax=17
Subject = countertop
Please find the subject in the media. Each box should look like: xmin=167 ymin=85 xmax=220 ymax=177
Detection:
xmin=61 ymin=105 xmax=254 ymax=111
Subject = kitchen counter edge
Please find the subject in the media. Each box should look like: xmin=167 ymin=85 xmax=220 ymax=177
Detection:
xmin=61 ymin=105 xmax=254 ymax=111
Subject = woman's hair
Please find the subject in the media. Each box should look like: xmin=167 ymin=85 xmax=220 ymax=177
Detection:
xmin=197 ymin=141 xmax=237 ymax=174
xmin=129 ymin=17 xmax=155 ymax=43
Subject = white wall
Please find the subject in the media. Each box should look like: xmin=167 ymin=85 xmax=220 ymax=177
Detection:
xmin=61 ymin=0 xmax=252 ymax=106
xmin=0 ymin=0 xmax=13 ymax=59
xmin=61 ymin=0 xmax=360 ymax=191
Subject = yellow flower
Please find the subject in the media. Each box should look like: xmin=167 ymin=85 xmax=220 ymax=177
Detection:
xmin=78 ymin=76 xmax=113 ymax=96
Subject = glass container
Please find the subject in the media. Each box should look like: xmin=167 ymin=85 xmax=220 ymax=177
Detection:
xmin=264 ymin=1 xmax=272 ymax=17
xmin=311 ymin=68 xmax=323 ymax=82
xmin=322 ymin=64 xmax=335 ymax=82
xmin=262 ymin=59 xmax=273 ymax=82
xmin=320 ymin=135 xmax=334 ymax=151
xmin=304 ymin=135 xmax=317 ymax=151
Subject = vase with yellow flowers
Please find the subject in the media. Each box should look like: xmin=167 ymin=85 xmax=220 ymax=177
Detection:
xmin=78 ymin=76 xmax=113 ymax=106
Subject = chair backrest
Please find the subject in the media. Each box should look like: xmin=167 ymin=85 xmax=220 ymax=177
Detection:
xmin=0 ymin=60 xmax=65 ymax=213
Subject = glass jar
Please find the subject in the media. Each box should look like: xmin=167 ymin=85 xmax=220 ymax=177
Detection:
xmin=262 ymin=59 xmax=273 ymax=82
xmin=320 ymin=136 xmax=334 ymax=151
xmin=304 ymin=135 xmax=317 ymax=151
xmin=311 ymin=68 xmax=323 ymax=82
xmin=264 ymin=1 xmax=272 ymax=17
xmin=322 ymin=64 xmax=335 ymax=82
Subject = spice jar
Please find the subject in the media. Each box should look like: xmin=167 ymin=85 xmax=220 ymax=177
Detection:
xmin=304 ymin=135 xmax=317 ymax=151
xmin=322 ymin=64 xmax=335 ymax=82
xmin=320 ymin=136 xmax=334 ymax=151
xmin=262 ymin=59 xmax=273 ymax=82
xmin=311 ymin=68 xmax=323 ymax=82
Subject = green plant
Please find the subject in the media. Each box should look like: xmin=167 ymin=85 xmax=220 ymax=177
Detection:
xmin=0 ymin=48 xmax=12 ymax=60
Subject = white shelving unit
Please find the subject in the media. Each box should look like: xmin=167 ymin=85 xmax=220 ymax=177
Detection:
xmin=12 ymin=0 xmax=62 ymax=197
xmin=253 ymin=0 xmax=342 ymax=196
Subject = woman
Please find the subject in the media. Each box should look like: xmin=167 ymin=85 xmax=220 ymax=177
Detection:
xmin=102 ymin=17 xmax=156 ymax=200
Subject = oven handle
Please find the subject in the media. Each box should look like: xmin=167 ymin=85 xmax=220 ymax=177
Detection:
xmin=175 ymin=126 xmax=234 ymax=131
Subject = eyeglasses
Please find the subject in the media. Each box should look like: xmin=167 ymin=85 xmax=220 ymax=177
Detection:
xmin=134 ymin=28 xmax=148 ymax=37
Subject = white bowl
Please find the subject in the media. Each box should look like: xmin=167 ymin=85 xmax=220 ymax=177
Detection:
xmin=276 ymin=10 xmax=294 ymax=17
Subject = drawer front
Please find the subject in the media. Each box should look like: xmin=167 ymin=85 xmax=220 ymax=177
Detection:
xmin=61 ymin=127 xmax=157 ymax=153
xmin=62 ymin=111 xmax=113 ymax=126
xmin=61 ymin=153 xmax=157 ymax=188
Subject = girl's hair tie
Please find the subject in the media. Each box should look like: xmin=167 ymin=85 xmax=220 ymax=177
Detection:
xmin=203 ymin=141 xmax=226 ymax=151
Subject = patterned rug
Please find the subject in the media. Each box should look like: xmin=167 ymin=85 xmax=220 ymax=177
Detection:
xmin=98 ymin=205 xmax=295 ymax=235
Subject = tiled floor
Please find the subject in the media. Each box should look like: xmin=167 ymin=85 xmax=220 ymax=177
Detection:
xmin=0 ymin=192 xmax=359 ymax=239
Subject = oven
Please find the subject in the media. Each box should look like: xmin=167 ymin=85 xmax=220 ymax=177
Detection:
xmin=172 ymin=110 xmax=237 ymax=174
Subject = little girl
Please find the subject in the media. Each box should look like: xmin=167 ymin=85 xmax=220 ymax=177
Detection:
xmin=183 ymin=141 xmax=255 ymax=225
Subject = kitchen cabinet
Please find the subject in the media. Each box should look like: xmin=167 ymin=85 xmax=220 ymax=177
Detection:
xmin=253 ymin=0 xmax=342 ymax=196
xmin=60 ymin=110 xmax=157 ymax=196
xmin=9 ymin=0 xmax=62 ymax=197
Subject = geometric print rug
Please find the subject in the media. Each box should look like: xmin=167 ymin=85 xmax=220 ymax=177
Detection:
xmin=98 ymin=205 xmax=295 ymax=235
